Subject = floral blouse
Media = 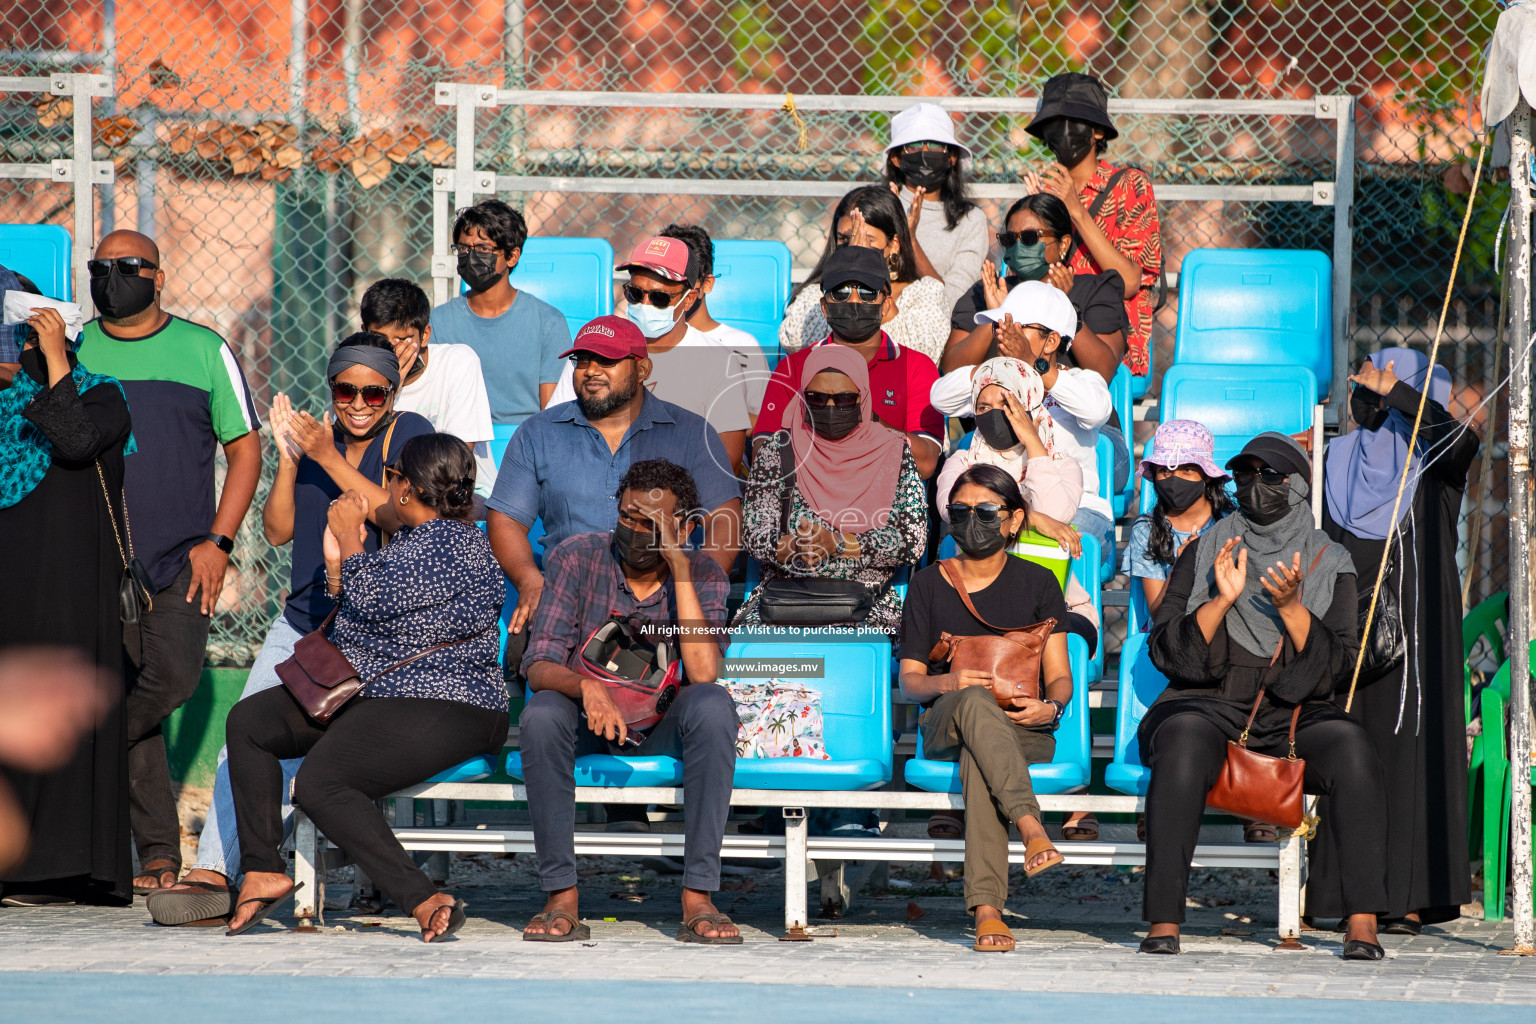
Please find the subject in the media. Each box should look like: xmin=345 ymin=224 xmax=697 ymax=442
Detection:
xmin=1069 ymin=161 xmax=1163 ymax=377
xmin=332 ymin=518 xmax=508 ymax=713
xmin=734 ymin=433 xmax=927 ymax=636
xmin=779 ymin=276 xmax=951 ymax=366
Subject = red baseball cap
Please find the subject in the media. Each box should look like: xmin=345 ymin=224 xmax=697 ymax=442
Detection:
xmin=616 ymin=235 xmax=695 ymax=283
xmin=559 ymin=315 xmax=648 ymax=361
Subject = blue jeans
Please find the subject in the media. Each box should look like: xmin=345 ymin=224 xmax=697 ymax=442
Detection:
xmin=190 ymin=616 xmax=305 ymax=878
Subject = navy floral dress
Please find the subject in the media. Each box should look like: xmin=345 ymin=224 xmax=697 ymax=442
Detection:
xmin=330 ymin=518 xmax=507 ymax=713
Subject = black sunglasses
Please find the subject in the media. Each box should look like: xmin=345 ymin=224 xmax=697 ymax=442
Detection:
xmin=569 ymin=351 xmax=627 ymax=368
xmin=803 ymin=390 xmax=861 ymax=408
xmin=623 ymin=283 xmax=689 ymax=309
xmin=825 ymin=283 xmax=883 ymax=303
xmin=996 ymin=229 xmax=1054 ymax=248
xmin=947 ymin=502 xmax=1009 ymax=526
xmin=1231 ymin=467 xmax=1287 ymax=486
xmin=330 ymin=381 xmax=393 ymax=407
xmin=87 ymin=256 xmax=158 ymax=278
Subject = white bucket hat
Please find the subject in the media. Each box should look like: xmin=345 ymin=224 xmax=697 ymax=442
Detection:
xmin=975 ymin=280 xmax=1077 ymax=339
xmin=884 ymin=102 xmax=972 ymax=159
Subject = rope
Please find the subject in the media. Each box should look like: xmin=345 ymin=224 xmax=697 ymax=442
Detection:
xmin=1346 ymin=141 xmax=1487 ymax=712
xmin=781 ymin=93 xmax=809 ymax=153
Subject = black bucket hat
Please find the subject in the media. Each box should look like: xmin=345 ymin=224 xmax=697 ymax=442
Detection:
xmin=1025 ymin=72 xmax=1118 ymax=141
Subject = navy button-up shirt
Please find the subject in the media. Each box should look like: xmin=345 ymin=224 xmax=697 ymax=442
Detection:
xmin=485 ymin=391 xmax=741 ymax=554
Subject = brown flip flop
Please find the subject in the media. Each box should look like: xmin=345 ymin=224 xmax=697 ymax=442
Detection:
xmin=522 ymin=910 xmax=589 ymax=942
xmin=973 ymin=918 xmax=1016 ymax=952
xmin=1061 ymin=813 xmax=1100 ymax=841
xmin=677 ymin=912 xmax=743 ymax=944
xmin=927 ymin=810 xmax=964 ymax=840
xmin=1023 ymin=836 xmax=1064 ymax=878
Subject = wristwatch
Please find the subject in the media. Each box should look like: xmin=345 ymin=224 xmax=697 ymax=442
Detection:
xmin=1042 ymin=698 xmax=1065 ymax=726
xmin=833 ymin=532 xmax=849 ymax=557
xmin=205 ymin=532 xmax=235 ymax=554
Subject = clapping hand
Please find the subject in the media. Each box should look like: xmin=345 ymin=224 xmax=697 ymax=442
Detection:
xmin=269 ymin=393 xmax=303 ymax=463
xmin=288 ymin=409 xmax=334 ymax=463
xmin=1212 ymin=537 xmax=1248 ymax=606
xmin=1045 ymin=261 xmax=1075 ymax=294
xmin=995 ymin=314 xmax=1034 ymax=362
xmin=980 ymin=258 xmax=1008 ymax=310
xmin=1036 ymin=164 xmax=1085 ymax=217
xmin=846 ymin=207 xmax=882 ymax=250
xmin=326 ymin=489 xmax=369 ymax=546
xmin=1260 ymin=551 xmax=1305 ymax=610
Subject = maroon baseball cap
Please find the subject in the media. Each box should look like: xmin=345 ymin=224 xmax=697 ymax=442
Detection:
xmin=559 ymin=315 xmax=648 ymax=361
xmin=616 ymin=235 xmax=696 ymax=283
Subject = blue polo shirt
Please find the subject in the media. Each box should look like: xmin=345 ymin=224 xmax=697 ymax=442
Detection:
xmin=486 ymin=391 xmax=741 ymax=554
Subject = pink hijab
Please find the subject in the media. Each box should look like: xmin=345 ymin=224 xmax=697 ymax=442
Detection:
xmin=787 ymin=345 xmax=908 ymax=533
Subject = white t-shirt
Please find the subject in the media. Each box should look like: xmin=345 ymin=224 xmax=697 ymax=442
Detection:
xmin=550 ymin=323 xmax=771 ymax=437
xmin=395 ymin=342 xmax=498 ymax=497
xmin=930 ymin=363 xmax=1113 ymax=519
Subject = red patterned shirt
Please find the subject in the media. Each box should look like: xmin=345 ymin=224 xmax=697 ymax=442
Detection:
xmin=1068 ymin=161 xmax=1163 ymax=377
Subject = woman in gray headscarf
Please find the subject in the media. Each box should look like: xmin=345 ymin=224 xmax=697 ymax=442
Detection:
xmin=1136 ymin=432 xmax=1389 ymax=961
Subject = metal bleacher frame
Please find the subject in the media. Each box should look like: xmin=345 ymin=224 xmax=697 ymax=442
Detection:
xmin=0 ymin=73 xmax=116 ymax=317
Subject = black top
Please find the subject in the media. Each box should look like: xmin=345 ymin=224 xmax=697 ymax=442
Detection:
xmin=949 ymin=268 xmax=1128 ymax=341
xmin=1142 ymin=535 xmax=1359 ymax=748
xmin=900 ymin=556 xmax=1069 ymax=676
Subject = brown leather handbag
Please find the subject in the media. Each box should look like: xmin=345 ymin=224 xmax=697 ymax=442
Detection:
xmin=277 ymin=608 xmax=481 ymax=724
xmin=1206 ymin=686 xmax=1305 ymax=830
xmin=927 ymin=559 xmax=1056 ymax=707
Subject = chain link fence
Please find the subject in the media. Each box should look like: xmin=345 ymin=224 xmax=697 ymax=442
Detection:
xmin=0 ymin=1 xmax=1508 ymax=665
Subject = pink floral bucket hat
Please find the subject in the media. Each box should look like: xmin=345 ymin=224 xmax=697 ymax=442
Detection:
xmin=1136 ymin=419 xmax=1228 ymax=480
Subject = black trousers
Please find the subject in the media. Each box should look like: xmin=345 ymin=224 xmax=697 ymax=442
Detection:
xmin=1142 ymin=711 xmax=1388 ymax=924
xmin=226 ymin=687 xmax=508 ymax=915
xmin=123 ymin=561 xmax=213 ymax=868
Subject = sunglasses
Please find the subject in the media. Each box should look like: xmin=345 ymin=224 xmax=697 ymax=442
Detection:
xmin=825 ymin=283 xmax=883 ymax=303
xmin=384 ymin=467 xmax=407 ymax=483
xmin=87 ymin=256 xmax=158 ymax=277
xmin=997 ymin=230 xmax=1053 ymax=248
xmin=1231 ymin=467 xmax=1288 ymax=486
xmin=899 ymin=141 xmax=948 ymax=154
xmin=569 ymin=351 xmax=627 ymax=368
xmin=623 ymin=283 xmax=689 ymax=309
xmin=330 ymin=381 xmax=394 ymax=407
xmin=947 ymin=502 xmax=1009 ymax=526
xmin=803 ymin=390 xmax=861 ymax=408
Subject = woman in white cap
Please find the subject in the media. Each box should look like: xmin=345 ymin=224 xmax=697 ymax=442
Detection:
xmin=883 ymin=102 xmax=988 ymax=312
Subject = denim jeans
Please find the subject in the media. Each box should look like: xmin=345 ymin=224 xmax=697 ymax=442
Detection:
xmin=1071 ymin=507 xmax=1115 ymax=574
xmin=190 ymin=616 xmax=304 ymax=878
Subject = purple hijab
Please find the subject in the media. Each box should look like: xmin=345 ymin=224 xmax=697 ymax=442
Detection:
xmin=1323 ymin=347 xmax=1452 ymax=541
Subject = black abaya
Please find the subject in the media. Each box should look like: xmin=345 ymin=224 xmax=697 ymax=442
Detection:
xmin=1314 ymin=380 xmax=1479 ymax=924
xmin=0 ymin=349 xmax=133 ymax=905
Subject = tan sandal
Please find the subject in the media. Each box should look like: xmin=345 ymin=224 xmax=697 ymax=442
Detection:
xmin=973 ymin=917 xmax=1015 ymax=952
xmin=1023 ymin=836 xmax=1064 ymax=878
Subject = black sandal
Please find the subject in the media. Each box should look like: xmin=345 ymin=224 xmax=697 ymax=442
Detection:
xmin=146 ymin=880 xmax=238 ymax=925
xmin=224 ymin=881 xmax=304 ymax=936
xmin=131 ymin=859 xmax=179 ymax=896
xmin=422 ymin=898 xmax=467 ymax=942
xmin=522 ymin=910 xmax=590 ymax=942
xmin=1342 ymin=939 xmax=1385 ymax=961
xmin=1139 ymin=934 xmax=1180 ymax=955
xmin=677 ymin=912 xmax=743 ymax=944
xmin=1061 ymin=813 xmax=1100 ymax=841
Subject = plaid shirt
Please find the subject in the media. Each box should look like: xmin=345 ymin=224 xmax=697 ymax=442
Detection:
xmin=520 ymin=531 xmax=731 ymax=677
xmin=1069 ymin=161 xmax=1163 ymax=377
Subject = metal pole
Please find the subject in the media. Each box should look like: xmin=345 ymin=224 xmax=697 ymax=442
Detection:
xmin=98 ymin=0 xmax=116 ymax=234
xmin=134 ymin=108 xmax=156 ymax=237
xmin=343 ymin=0 xmax=363 ymax=132
xmin=1330 ymin=95 xmax=1356 ymax=416
xmin=1505 ymin=98 xmax=1534 ymax=956
xmin=288 ymin=0 xmax=308 ymax=128
xmin=70 ymin=74 xmax=96 ymax=318
xmin=503 ymin=0 xmax=527 ymax=166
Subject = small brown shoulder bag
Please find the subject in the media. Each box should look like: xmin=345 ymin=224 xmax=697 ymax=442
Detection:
xmin=927 ymin=559 xmax=1056 ymax=707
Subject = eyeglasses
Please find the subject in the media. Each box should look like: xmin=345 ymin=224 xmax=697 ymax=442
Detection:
xmin=996 ymin=230 xmax=1053 ymax=248
xmin=803 ymin=390 xmax=861 ymax=408
xmin=1231 ymin=467 xmax=1287 ymax=486
xmin=623 ymin=283 xmax=689 ymax=309
xmin=899 ymin=141 xmax=947 ymax=154
xmin=825 ymin=283 xmax=882 ymax=303
xmin=330 ymin=381 xmax=394 ymax=407
xmin=87 ymin=256 xmax=158 ymax=277
xmin=947 ymin=502 xmax=1009 ymax=526
xmin=384 ymin=467 xmax=406 ymax=482
xmin=569 ymin=351 xmax=627 ymax=368
xmin=451 ymin=243 xmax=501 ymax=257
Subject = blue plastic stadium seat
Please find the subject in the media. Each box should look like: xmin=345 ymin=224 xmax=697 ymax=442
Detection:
xmin=1092 ymin=433 xmax=1118 ymax=582
xmin=505 ymin=750 xmax=684 ymax=788
xmin=425 ymin=755 xmax=496 ymax=784
xmin=709 ymin=240 xmax=791 ymax=365
xmin=1110 ymin=365 xmax=1134 ymax=517
xmin=487 ymin=422 xmax=518 ymax=470
xmin=1071 ymin=534 xmax=1105 ymax=683
xmin=0 ymin=224 xmax=71 ymax=300
xmin=501 ymin=237 xmax=615 ymax=339
xmin=1159 ymin=363 xmax=1317 ymax=442
xmin=903 ymin=632 xmax=1092 ymax=795
xmin=1104 ymin=630 xmax=1171 ymax=796
xmin=728 ymin=629 xmax=892 ymax=791
xmin=1174 ymin=248 xmax=1333 ymax=396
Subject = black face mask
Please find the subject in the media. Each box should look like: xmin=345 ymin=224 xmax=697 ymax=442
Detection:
xmin=91 ymin=270 xmax=156 ymax=321
xmin=1351 ymin=389 xmax=1388 ymax=431
xmin=1153 ymin=475 xmax=1205 ymax=513
xmin=807 ymin=403 xmax=862 ymax=441
xmin=953 ymin=516 xmax=1010 ymax=559
xmin=975 ymin=408 xmax=1019 ymax=451
xmin=1038 ymin=118 xmax=1097 ymax=167
xmin=823 ymin=299 xmax=885 ymax=343
xmin=897 ymin=150 xmax=949 ymax=190
xmin=457 ymin=250 xmax=504 ymax=293
xmin=612 ymin=522 xmax=664 ymax=572
xmin=1235 ymin=478 xmax=1293 ymax=526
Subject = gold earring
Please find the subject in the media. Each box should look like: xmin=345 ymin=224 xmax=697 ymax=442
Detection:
xmin=399 ymin=494 xmax=408 ymax=506
xmin=886 ymin=252 xmax=901 ymax=281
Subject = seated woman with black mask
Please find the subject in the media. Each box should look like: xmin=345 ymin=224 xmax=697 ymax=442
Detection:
xmin=899 ymin=464 xmax=1073 ymax=952
xmin=735 ymin=344 xmax=926 ymax=636
xmin=1140 ymin=432 xmax=1387 ymax=960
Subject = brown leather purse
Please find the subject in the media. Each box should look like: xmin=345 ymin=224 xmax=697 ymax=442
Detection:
xmin=927 ymin=559 xmax=1056 ymax=707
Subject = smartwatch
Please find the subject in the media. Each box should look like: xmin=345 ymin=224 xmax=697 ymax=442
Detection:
xmin=205 ymin=532 xmax=235 ymax=554
xmin=1042 ymin=698 xmax=1065 ymax=726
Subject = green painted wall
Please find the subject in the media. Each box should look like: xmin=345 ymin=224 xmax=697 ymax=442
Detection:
xmin=165 ymin=667 xmax=248 ymax=787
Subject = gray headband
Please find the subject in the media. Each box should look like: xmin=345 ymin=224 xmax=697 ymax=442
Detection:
xmin=327 ymin=344 xmax=400 ymax=389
